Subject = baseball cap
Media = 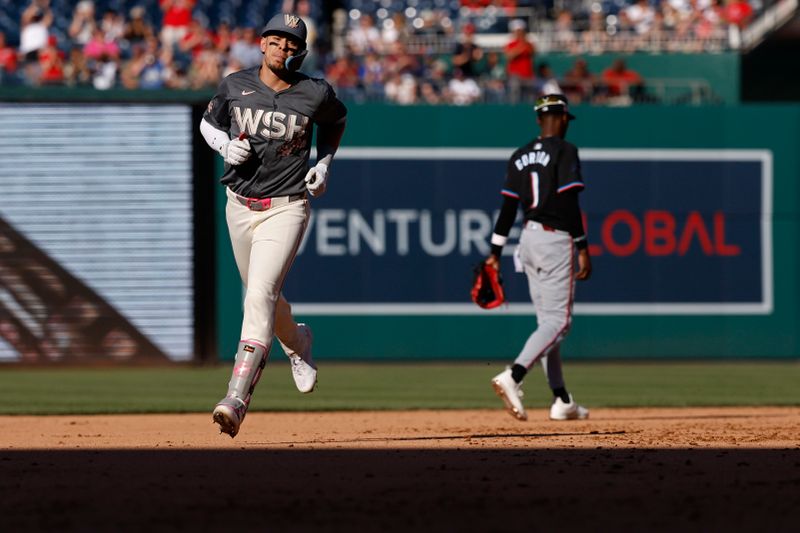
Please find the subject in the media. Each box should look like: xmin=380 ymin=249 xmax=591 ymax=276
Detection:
xmin=261 ymin=13 xmax=308 ymax=49
xmin=534 ymin=94 xmax=576 ymax=120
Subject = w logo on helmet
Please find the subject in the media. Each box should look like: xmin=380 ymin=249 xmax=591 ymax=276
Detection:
xmin=284 ymin=14 xmax=301 ymax=28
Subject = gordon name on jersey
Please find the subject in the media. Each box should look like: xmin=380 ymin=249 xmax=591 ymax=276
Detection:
xmin=513 ymin=145 xmax=551 ymax=171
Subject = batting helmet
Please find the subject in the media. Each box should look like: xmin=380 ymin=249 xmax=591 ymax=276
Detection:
xmin=261 ymin=13 xmax=308 ymax=71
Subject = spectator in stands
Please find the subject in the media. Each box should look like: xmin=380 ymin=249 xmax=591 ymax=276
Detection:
xmin=561 ymin=57 xmax=596 ymax=104
xmin=381 ymin=12 xmax=409 ymax=49
xmin=553 ymin=10 xmax=579 ymax=54
xmin=123 ymin=6 xmax=155 ymax=48
xmin=212 ymin=21 xmax=232 ymax=55
xmin=419 ymin=81 xmax=443 ymax=105
xmin=359 ymin=52 xmax=386 ymax=101
xmin=326 ymin=54 xmax=361 ymax=101
xmin=178 ymin=19 xmax=209 ymax=59
xmin=602 ymin=58 xmax=644 ymax=103
xmin=63 ymin=47 xmax=92 ymax=86
xmin=91 ymin=52 xmax=118 ymax=90
xmin=160 ymin=0 xmax=195 ymax=50
xmin=348 ymin=13 xmax=383 ymax=55
xmin=447 ymin=67 xmax=482 ymax=105
xmin=68 ymin=1 xmax=96 ymax=47
xmin=20 ymin=1 xmax=53 ymax=62
xmin=0 ymin=32 xmax=18 ymax=84
xmin=582 ymin=10 xmax=611 ymax=55
xmin=693 ymin=0 xmax=725 ymax=51
xmin=294 ymin=0 xmax=319 ymax=74
xmin=84 ymin=27 xmax=120 ymax=61
xmin=38 ymin=35 xmax=64 ymax=85
xmin=101 ymin=9 xmax=125 ymax=44
xmin=621 ymin=0 xmax=657 ymax=36
xmin=131 ymin=36 xmax=173 ymax=89
xmin=452 ymin=23 xmax=484 ymax=79
xmin=229 ymin=27 xmax=262 ymax=69
xmin=722 ymin=0 xmax=754 ymax=28
xmin=504 ymin=19 xmax=535 ymax=103
xmin=383 ymin=41 xmax=421 ymax=78
xmin=188 ymin=39 xmax=221 ymax=89
xmin=536 ymin=62 xmax=562 ymax=97
xmin=461 ymin=0 xmax=491 ymax=9
xmin=480 ymin=50 xmax=507 ymax=103
xmin=384 ymin=71 xmax=418 ymax=105
xmin=120 ymin=42 xmax=148 ymax=88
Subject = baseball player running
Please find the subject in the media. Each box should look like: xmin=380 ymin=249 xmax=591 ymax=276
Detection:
xmin=487 ymin=94 xmax=592 ymax=421
xmin=199 ymin=13 xmax=347 ymax=437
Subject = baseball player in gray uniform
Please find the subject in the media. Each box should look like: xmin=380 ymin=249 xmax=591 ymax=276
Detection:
xmin=487 ymin=94 xmax=592 ymax=422
xmin=199 ymin=13 xmax=347 ymax=438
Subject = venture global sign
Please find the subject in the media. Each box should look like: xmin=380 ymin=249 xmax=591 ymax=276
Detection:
xmin=283 ymin=148 xmax=772 ymax=315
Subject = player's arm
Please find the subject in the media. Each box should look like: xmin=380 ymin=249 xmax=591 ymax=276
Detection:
xmin=200 ymin=78 xmax=252 ymax=166
xmin=486 ymin=161 xmax=522 ymax=270
xmin=557 ymin=144 xmax=591 ymax=280
xmin=306 ymin=86 xmax=348 ymax=197
xmin=486 ymin=194 xmax=519 ymax=271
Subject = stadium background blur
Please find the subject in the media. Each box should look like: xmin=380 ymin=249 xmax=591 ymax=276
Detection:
xmin=0 ymin=0 xmax=796 ymax=103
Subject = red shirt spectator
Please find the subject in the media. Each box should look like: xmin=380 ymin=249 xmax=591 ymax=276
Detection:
xmin=722 ymin=0 xmax=754 ymax=28
xmin=0 ymin=32 xmax=17 ymax=73
xmin=602 ymin=58 xmax=642 ymax=97
xmin=504 ymin=19 xmax=535 ymax=79
xmin=160 ymin=0 xmax=195 ymax=28
xmin=39 ymin=36 xmax=65 ymax=84
xmin=178 ymin=19 xmax=209 ymax=58
xmin=325 ymin=56 xmax=360 ymax=89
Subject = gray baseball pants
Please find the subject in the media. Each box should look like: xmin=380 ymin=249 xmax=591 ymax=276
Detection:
xmin=514 ymin=221 xmax=576 ymax=389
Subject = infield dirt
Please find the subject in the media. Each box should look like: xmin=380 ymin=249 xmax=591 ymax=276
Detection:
xmin=2 ymin=407 xmax=799 ymax=532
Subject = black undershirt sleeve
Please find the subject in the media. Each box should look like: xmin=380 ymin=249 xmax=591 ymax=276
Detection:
xmin=560 ymin=190 xmax=588 ymax=250
xmin=490 ymin=195 xmax=519 ymax=257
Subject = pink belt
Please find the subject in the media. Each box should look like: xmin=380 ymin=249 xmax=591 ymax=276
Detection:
xmin=229 ymin=190 xmax=306 ymax=211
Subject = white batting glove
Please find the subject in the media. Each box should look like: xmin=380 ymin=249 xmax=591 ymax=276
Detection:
xmin=304 ymin=162 xmax=328 ymax=197
xmin=223 ymin=138 xmax=252 ymax=166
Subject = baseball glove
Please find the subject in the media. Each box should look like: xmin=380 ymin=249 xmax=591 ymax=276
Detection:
xmin=471 ymin=262 xmax=505 ymax=309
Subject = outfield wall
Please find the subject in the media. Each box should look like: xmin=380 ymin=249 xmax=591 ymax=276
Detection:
xmin=216 ymin=104 xmax=800 ymax=360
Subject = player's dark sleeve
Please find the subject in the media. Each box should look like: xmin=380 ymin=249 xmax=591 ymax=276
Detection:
xmin=313 ymin=82 xmax=348 ymax=125
xmin=557 ymin=144 xmax=588 ymax=249
xmin=202 ymin=77 xmax=232 ymax=130
xmin=490 ymin=195 xmax=519 ymax=257
xmin=490 ymin=160 xmax=522 ymax=256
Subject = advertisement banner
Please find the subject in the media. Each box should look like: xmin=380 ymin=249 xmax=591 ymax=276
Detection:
xmin=283 ymin=148 xmax=772 ymax=316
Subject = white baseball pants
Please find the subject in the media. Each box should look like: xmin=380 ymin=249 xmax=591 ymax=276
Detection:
xmin=225 ymin=187 xmax=309 ymax=354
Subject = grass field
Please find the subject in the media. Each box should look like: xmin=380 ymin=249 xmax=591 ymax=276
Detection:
xmin=0 ymin=361 xmax=798 ymax=415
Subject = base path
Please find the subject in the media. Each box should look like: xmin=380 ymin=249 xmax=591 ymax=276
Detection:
xmin=2 ymin=408 xmax=798 ymax=532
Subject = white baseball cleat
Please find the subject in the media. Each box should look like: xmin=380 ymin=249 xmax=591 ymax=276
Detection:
xmin=288 ymin=324 xmax=317 ymax=393
xmin=213 ymin=396 xmax=247 ymax=438
xmin=549 ymin=394 xmax=590 ymax=420
xmin=491 ymin=368 xmax=527 ymax=421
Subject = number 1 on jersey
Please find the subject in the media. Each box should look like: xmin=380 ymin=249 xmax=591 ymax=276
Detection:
xmin=530 ymin=171 xmax=540 ymax=208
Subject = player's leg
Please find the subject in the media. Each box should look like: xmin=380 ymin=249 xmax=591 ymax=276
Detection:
xmin=541 ymin=346 xmax=589 ymax=420
xmin=514 ymin=230 xmax=574 ymax=371
xmin=274 ymin=293 xmax=317 ymax=393
xmin=213 ymin=189 xmax=260 ymax=437
xmin=214 ymin=198 xmax=309 ymax=437
xmin=224 ymin=187 xmax=254 ymax=283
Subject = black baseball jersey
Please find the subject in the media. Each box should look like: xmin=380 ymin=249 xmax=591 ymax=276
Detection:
xmin=501 ymin=136 xmax=586 ymax=240
xmin=203 ymin=66 xmax=347 ymax=198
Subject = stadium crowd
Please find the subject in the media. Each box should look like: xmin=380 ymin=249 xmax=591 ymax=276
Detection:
xmin=0 ymin=0 xmax=758 ymax=105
